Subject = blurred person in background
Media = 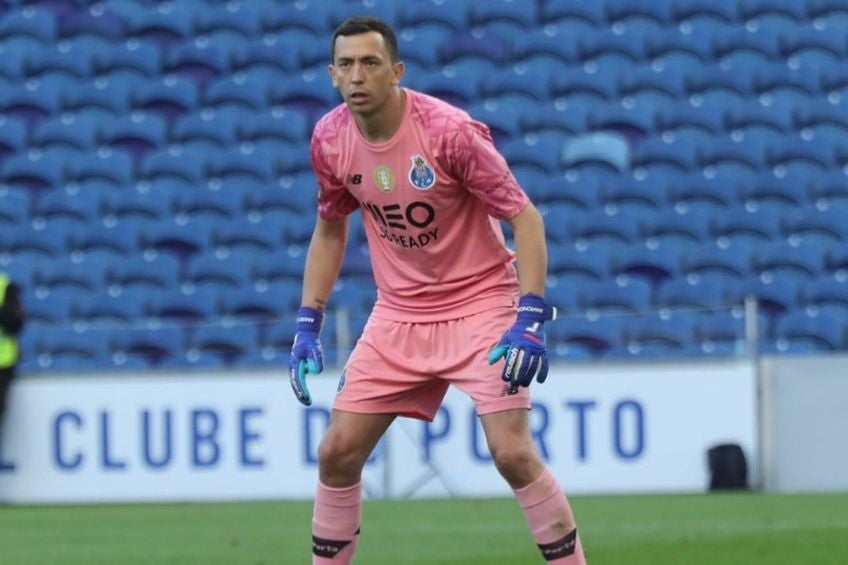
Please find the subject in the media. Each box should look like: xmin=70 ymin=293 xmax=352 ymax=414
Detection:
xmin=288 ymin=17 xmax=586 ymax=565
xmin=0 ymin=272 xmax=24 ymax=442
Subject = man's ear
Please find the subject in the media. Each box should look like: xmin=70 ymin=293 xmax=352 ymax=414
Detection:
xmin=328 ymin=64 xmax=338 ymax=88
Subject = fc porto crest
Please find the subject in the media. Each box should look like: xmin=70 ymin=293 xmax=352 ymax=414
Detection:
xmin=408 ymin=154 xmax=436 ymax=190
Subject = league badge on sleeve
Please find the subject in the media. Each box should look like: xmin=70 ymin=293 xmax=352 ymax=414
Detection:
xmin=408 ymin=154 xmax=436 ymax=190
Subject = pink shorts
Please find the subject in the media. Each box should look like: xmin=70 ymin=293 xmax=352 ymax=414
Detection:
xmin=333 ymin=306 xmax=531 ymax=421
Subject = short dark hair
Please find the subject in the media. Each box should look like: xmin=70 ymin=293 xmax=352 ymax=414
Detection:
xmin=331 ymin=16 xmax=400 ymax=63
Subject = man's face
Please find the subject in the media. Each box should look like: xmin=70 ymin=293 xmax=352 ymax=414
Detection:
xmin=329 ymin=31 xmax=404 ymax=117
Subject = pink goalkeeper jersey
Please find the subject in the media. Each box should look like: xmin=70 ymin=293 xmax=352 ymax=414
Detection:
xmin=311 ymin=88 xmax=530 ymax=322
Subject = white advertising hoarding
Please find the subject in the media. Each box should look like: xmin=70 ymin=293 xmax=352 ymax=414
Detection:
xmin=0 ymin=361 xmax=755 ymax=504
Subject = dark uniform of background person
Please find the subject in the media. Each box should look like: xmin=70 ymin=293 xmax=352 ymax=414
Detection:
xmin=0 ymin=273 xmax=24 ymax=440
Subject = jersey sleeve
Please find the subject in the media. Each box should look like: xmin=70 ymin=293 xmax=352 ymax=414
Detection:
xmin=311 ymin=129 xmax=359 ymax=220
xmin=444 ymin=119 xmax=529 ymax=220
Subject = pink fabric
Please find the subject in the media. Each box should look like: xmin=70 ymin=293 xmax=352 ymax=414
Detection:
xmin=312 ymin=481 xmax=362 ymax=564
xmin=311 ymin=88 xmax=529 ymax=322
xmin=514 ymin=469 xmax=587 ymax=564
xmin=334 ymin=306 xmax=530 ymax=421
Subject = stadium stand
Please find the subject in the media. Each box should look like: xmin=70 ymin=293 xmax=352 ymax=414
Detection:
xmin=2 ymin=0 xmax=848 ymax=372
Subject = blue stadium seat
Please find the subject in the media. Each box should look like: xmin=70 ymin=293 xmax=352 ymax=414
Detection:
xmin=728 ymin=277 xmax=799 ymax=318
xmin=655 ymin=102 xmax=724 ymax=140
xmin=219 ymin=284 xmax=294 ymax=322
xmin=561 ymin=132 xmax=630 ymax=175
xmin=547 ymin=244 xmax=611 ymax=282
xmin=397 ymin=0 xmax=470 ymax=32
xmin=124 ymin=4 xmax=193 ymax=47
xmin=138 ymin=147 xmax=206 ymax=185
xmin=632 ymin=138 xmax=698 ymax=177
xmin=711 ymin=207 xmax=781 ymax=247
xmin=683 ymin=242 xmax=754 ymax=283
xmin=793 ymin=101 xmax=848 ymax=139
xmin=739 ymin=0 xmax=808 ymax=24
xmin=60 ymin=7 xmax=126 ymax=43
xmin=773 ymin=309 xmax=845 ymax=352
xmin=520 ymin=102 xmax=588 ymax=136
xmin=437 ymin=30 xmax=510 ymax=65
xmin=0 ymin=189 xmax=27 ymax=228
xmin=577 ymin=29 xmax=647 ymax=67
xmin=186 ymin=323 xmax=259 ymax=366
xmin=396 ymin=23 xmax=452 ymax=67
xmin=711 ymin=26 xmax=780 ymax=70
xmin=260 ymin=1 xmax=329 ymax=36
xmin=249 ymin=250 xmax=305 ymax=289
xmin=568 ymin=210 xmax=640 ymax=245
xmin=71 ymin=293 xmax=144 ymax=327
xmin=644 ymin=28 xmax=713 ymax=68
xmin=91 ymin=40 xmax=160 ymax=80
xmin=145 ymin=287 xmax=221 ymax=325
xmin=170 ymin=109 xmax=239 ymax=150
xmin=605 ymin=0 xmax=672 ymax=27
xmin=232 ymin=36 xmax=301 ymax=76
xmin=684 ymin=65 xmax=753 ymax=107
xmin=192 ymin=1 xmax=262 ymax=40
xmin=778 ymin=25 xmax=844 ymax=70
xmin=640 ymin=209 xmax=711 ymax=247
xmin=110 ymin=326 xmax=186 ymax=367
xmin=3 ymin=225 xmax=62 ymax=260
xmin=499 ymin=132 xmax=566 ymax=174
xmin=331 ymin=278 xmax=377 ymax=315
xmin=131 ymin=77 xmax=199 ymax=122
xmin=99 ymin=114 xmax=167 ymax=160
xmin=211 ymin=223 xmax=276 ymax=257
xmin=765 ymin=135 xmax=835 ymax=176
xmin=752 ymin=241 xmax=826 ymax=283
xmin=724 ymin=100 xmax=794 ymax=136
xmin=548 ymin=314 xmax=623 ymax=357
xmin=739 ymin=171 xmax=810 ymax=214
xmin=809 ymin=171 xmax=848 ymax=208
xmin=65 ymin=225 xmax=137 ymax=262
xmin=782 ymin=204 xmax=848 ymax=246
xmin=182 ymin=252 xmax=252 ymax=293
xmin=326 ymin=0 xmax=399 ymax=30
xmin=598 ymin=177 xmax=666 ymax=216
xmin=60 ymin=76 xmax=133 ymax=116
xmin=657 ymin=276 xmax=731 ymax=310
xmin=465 ymin=101 xmax=523 ymax=143
xmin=31 ymin=114 xmax=99 ymax=152
xmin=173 ymin=190 xmax=243 ymax=225
xmin=163 ymin=43 xmax=228 ymax=89
xmin=0 ymin=7 xmax=57 ymax=43
xmin=539 ymin=0 xmax=604 ymax=28
xmin=620 ymin=312 xmax=696 ymax=355
xmin=806 ymin=0 xmax=848 ymax=29
xmin=667 ymin=176 xmax=739 ymax=215
xmin=0 ymin=81 xmax=62 ymax=124
xmin=21 ymin=289 xmax=75 ymax=325
xmin=32 ymin=258 xmax=106 ymax=294
xmin=469 ymin=0 xmax=537 ymax=30
xmin=139 ymin=218 xmax=214 ymax=262
xmin=480 ymin=65 xmax=551 ymax=104
xmin=238 ymin=109 xmax=309 ymax=145
xmin=21 ymin=41 xmax=94 ymax=83
xmin=578 ymin=278 xmax=653 ymax=314
xmin=550 ymin=66 xmax=619 ymax=105
xmin=753 ymin=63 xmax=821 ymax=107
xmin=611 ymin=243 xmax=684 ymax=286
xmin=802 ymin=278 xmax=848 ymax=316
xmin=693 ymin=309 xmax=750 ymax=356
xmin=0 ymin=116 xmax=26 ymax=158
xmin=31 ymin=326 xmax=107 ymax=371
xmin=268 ymin=66 xmax=338 ymax=115
xmin=511 ymin=32 xmax=582 ymax=67
xmin=105 ymin=254 xmax=180 ymax=295
xmin=697 ymin=136 xmax=766 ymax=178
xmin=617 ymin=67 xmax=686 ymax=108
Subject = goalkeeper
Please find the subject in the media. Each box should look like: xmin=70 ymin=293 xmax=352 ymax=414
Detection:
xmin=290 ymin=16 xmax=587 ymax=564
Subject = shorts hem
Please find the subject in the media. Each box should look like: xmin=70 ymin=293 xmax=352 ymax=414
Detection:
xmin=332 ymin=400 xmax=437 ymax=422
xmin=475 ymin=395 xmax=532 ymax=416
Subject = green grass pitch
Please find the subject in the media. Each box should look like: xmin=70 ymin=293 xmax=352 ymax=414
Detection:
xmin=1 ymin=493 xmax=847 ymax=564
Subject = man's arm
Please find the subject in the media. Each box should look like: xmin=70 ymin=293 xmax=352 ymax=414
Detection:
xmin=300 ymin=215 xmax=350 ymax=310
xmin=507 ymin=202 xmax=548 ymax=297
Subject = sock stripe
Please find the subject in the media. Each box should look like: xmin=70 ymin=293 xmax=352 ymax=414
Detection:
xmin=537 ymin=528 xmax=578 ymax=561
xmin=312 ymin=535 xmax=352 ymax=559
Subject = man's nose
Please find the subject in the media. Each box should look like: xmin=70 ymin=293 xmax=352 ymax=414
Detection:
xmin=351 ymin=62 xmax=364 ymax=82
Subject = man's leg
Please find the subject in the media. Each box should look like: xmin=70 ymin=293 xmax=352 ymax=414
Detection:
xmin=480 ymin=409 xmax=587 ymax=564
xmin=313 ymin=410 xmax=395 ymax=564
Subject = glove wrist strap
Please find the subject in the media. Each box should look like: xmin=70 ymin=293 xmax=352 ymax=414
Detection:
xmin=296 ymin=306 xmax=323 ymax=332
xmin=517 ymin=294 xmax=557 ymax=322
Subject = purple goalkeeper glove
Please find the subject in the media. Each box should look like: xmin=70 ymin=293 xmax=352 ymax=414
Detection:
xmin=289 ymin=306 xmax=324 ymax=406
xmin=487 ymin=294 xmax=557 ymax=392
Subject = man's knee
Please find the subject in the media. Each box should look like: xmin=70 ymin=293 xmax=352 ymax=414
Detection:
xmin=490 ymin=442 xmax=542 ymax=487
xmin=318 ymin=427 xmax=371 ymax=479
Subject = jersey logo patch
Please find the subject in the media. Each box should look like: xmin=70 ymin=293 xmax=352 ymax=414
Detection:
xmin=373 ymin=165 xmax=395 ymax=192
xmin=408 ymin=154 xmax=436 ymax=191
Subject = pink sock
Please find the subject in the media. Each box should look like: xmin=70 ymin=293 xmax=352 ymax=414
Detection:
xmin=514 ymin=468 xmax=587 ymax=564
xmin=312 ymin=481 xmax=362 ymax=564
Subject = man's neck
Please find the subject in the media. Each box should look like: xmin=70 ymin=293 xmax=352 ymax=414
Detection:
xmin=354 ymin=87 xmax=406 ymax=143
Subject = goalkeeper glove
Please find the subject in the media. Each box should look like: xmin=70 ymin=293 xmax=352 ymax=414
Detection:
xmin=289 ymin=306 xmax=324 ymax=406
xmin=487 ymin=294 xmax=556 ymax=391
